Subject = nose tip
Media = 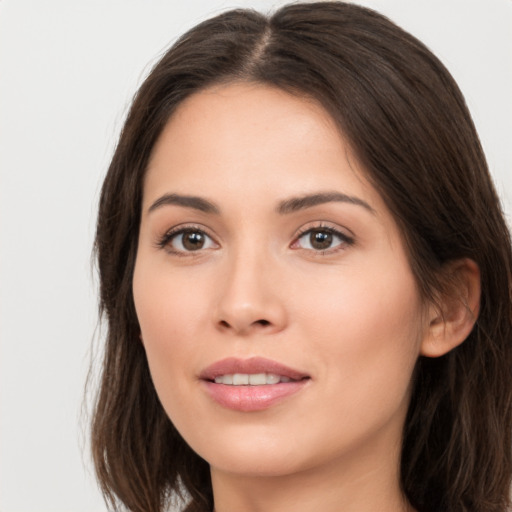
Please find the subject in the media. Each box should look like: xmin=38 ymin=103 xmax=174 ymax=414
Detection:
xmin=214 ymin=262 xmax=287 ymax=336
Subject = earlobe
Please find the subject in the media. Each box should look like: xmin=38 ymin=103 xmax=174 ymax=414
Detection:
xmin=420 ymin=258 xmax=481 ymax=358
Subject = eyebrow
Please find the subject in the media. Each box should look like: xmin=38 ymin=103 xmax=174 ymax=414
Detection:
xmin=148 ymin=193 xmax=220 ymax=214
xmin=277 ymin=192 xmax=375 ymax=215
xmin=147 ymin=191 xmax=375 ymax=216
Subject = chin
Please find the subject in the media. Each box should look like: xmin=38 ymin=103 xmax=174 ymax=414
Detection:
xmin=185 ymin=427 xmax=307 ymax=477
xmin=208 ymin=452 xmax=305 ymax=478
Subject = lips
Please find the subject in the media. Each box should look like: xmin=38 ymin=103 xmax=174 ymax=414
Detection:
xmin=199 ymin=357 xmax=310 ymax=412
xmin=200 ymin=357 xmax=308 ymax=381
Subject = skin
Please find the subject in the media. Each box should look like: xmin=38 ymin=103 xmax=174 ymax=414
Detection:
xmin=133 ymin=82 xmax=433 ymax=512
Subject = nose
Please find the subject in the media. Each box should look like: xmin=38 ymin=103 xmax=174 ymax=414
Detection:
xmin=214 ymin=250 xmax=287 ymax=336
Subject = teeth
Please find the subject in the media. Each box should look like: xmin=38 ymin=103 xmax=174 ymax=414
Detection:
xmin=213 ymin=373 xmax=294 ymax=385
xmin=249 ymin=373 xmax=266 ymax=385
xmin=265 ymin=373 xmax=280 ymax=384
xmin=233 ymin=373 xmax=249 ymax=385
xmin=222 ymin=374 xmax=233 ymax=385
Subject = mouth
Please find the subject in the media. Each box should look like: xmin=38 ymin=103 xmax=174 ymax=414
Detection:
xmin=212 ymin=373 xmax=296 ymax=385
xmin=199 ymin=357 xmax=310 ymax=412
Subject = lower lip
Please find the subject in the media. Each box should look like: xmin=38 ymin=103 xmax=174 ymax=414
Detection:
xmin=202 ymin=380 xmax=308 ymax=412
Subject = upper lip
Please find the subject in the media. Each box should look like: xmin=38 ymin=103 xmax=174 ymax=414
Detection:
xmin=199 ymin=357 xmax=309 ymax=381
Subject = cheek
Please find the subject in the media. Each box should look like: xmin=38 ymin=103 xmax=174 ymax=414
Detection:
xmin=132 ymin=260 xmax=210 ymax=406
xmin=297 ymin=260 xmax=424 ymax=405
xmin=133 ymin=256 xmax=210 ymax=341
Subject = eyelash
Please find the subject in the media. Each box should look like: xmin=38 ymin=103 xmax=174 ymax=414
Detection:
xmin=156 ymin=223 xmax=354 ymax=256
xmin=156 ymin=224 xmax=217 ymax=256
xmin=292 ymin=224 xmax=355 ymax=255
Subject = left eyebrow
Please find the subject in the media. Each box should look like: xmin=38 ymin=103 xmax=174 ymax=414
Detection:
xmin=277 ymin=192 xmax=375 ymax=215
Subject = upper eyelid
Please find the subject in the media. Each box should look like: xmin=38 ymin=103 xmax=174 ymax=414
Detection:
xmin=293 ymin=221 xmax=355 ymax=239
xmin=163 ymin=223 xmax=215 ymax=237
xmin=156 ymin=223 xmax=218 ymax=247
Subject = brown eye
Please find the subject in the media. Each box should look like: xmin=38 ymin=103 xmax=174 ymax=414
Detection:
xmin=166 ymin=229 xmax=216 ymax=253
xmin=309 ymin=230 xmax=333 ymax=250
xmin=295 ymin=226 xmax=352 ymax=252
xmin=182 ymin=231 xmax=206 ymax=251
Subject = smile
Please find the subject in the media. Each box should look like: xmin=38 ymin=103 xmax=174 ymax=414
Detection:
xmin=200 ymin=357 xmax=310 ymax=412
xmin=213 ymin=373 xmax=294 ymax=385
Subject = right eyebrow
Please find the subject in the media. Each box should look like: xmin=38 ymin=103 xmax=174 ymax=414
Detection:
xmin=147 ymin=193 xmax=220 ymax=215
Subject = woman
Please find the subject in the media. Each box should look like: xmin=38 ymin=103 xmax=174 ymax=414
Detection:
xmin=91 ymin=2 xmax=512 ymax=511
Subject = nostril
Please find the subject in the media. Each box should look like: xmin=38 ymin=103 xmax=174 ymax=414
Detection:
xmin=216 ymin=318 xmax=274 ymax=332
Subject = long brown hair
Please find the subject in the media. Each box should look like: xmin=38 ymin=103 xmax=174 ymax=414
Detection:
xmin=92 ymin=3 xmax=512 ymax=511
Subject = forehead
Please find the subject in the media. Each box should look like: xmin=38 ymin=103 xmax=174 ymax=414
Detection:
xmin=143 ymin=82 xmax=382 ymax=215
xmin=148 ymin=83 xmax=341 ymax=168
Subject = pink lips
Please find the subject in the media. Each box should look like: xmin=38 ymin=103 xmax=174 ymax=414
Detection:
xmin=199 ymin=357 xmax=310 ymax=412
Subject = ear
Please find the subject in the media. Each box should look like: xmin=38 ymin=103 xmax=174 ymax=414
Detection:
xmin=420 ymin=258 xmax=481 ymax=358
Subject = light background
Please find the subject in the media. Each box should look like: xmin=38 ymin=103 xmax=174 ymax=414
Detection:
xmin=0 ymin=1 xmax=510 ymax=511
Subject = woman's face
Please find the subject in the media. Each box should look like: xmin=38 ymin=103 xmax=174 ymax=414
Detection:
xmin=133 ymin=83 xmax=429 ymax=479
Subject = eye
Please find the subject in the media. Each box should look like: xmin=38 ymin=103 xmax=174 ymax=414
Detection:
xmin=160 ymin=227 xmax=217 ymax=253
xmin=294 ymin=226 xmax=353 ymax=252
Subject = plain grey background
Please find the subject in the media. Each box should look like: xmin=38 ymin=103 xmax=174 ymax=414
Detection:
xmin=1 ymin=1 xmax=510 ymax=511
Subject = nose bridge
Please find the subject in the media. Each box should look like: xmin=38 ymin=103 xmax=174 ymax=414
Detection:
xmin=215 ymin=234 xmax=286 ymax=334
